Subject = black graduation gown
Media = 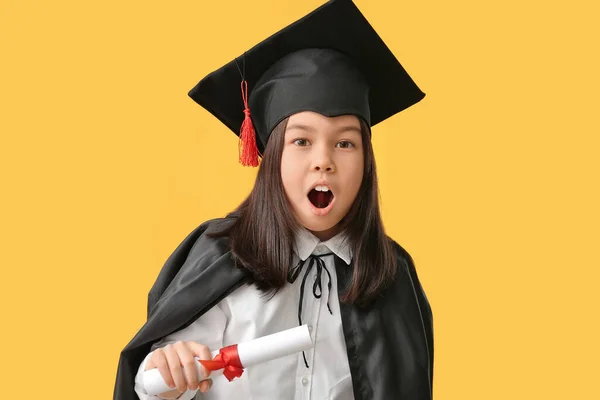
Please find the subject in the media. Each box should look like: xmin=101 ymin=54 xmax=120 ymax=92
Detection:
xmin=113 ymin=216 xmax=434 ymax=399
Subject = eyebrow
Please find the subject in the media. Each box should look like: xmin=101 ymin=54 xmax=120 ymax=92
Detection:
xmin=286 ymin=124 xmax=362 ymax=134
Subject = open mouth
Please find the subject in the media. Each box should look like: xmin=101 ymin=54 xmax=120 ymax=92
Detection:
xmin=308 ymin=186 xmax=334 ymax=209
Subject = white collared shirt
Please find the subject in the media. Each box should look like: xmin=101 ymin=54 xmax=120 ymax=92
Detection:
xmin=134 ymin=228 xmax=355 ymax=400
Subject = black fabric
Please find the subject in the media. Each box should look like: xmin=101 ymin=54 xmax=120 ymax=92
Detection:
xmin=188 ymin=0 xmax=425 ymax=153
xmin=336 ymin=248 xmax=434 ymax=399
xmin=248 ymin=49 xmax=371 ymax=152
xmin=113 ymin=215 xmax=434 ymax=399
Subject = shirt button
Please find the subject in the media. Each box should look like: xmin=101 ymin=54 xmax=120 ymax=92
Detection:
xmin=308 ymin=325 xmax=313 ymax=333
xmin=301 ymin=377 xmax=309 ymax=386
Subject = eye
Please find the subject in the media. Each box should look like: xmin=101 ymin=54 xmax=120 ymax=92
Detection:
xmin=293 ymin=138 xmax=310 ymax=146
xmin=336 ymin=140 xmax=355 ymax=149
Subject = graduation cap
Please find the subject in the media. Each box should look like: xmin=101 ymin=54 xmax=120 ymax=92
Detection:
xmin=188 ymin=0 xmax=425 ymax=167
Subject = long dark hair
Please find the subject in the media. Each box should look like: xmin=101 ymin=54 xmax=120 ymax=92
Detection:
xmin=209 ymin=116 xmax=397 ymax=307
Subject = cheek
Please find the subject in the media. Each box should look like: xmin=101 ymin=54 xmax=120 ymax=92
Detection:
xmin=343 ymin=155 xmax=364 ymax=193
xmin=352 ymin=162 xmax=364 ymax=189
xmin=280 ymin=151 xmax=302 ymax=198
xmin=345 ymin=173 xmax=363 ymax=205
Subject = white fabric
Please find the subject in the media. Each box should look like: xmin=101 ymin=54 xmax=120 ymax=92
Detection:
xmin=134 ymin=228 xmax=355 ymax=400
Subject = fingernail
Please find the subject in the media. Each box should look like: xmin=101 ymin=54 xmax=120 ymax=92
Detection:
xmin=202 ymin=380 xmax=214 ymax=393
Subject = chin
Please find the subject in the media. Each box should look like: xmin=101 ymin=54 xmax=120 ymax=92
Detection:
xmin=299 ymin=215 xmax=341 ymax=233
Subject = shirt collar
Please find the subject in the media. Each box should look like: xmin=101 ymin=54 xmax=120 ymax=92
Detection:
xmin=293 ymin=227 xmax=353 ymax=265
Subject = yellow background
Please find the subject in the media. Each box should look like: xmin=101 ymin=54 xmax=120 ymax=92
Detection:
xmin=1 ymin=0 xmax=598 ymax=398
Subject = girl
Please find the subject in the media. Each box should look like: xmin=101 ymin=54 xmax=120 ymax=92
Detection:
xmin=114 ymin=1 xmax=434 ymax=399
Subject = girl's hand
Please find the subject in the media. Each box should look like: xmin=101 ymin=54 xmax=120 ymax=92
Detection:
xmin=145 ymin=341 xmax=214 ymax=394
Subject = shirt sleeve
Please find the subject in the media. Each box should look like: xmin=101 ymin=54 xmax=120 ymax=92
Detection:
xmin=134 ymin=301 xmax=229 ymax=400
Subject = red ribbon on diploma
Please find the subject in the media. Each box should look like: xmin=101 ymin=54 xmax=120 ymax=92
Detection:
xmin=199 ymin=344 xmax=244 ymax=381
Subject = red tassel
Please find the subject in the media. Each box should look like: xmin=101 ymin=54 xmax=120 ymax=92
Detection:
xmin=238 ymin=80 xmax=260 ymax=167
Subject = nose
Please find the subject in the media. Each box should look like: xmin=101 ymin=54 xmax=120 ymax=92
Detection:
xmin=311 ymin=145 xmax=335 ymax=172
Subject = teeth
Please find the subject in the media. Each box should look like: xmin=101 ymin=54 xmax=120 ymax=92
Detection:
xmin=315 ymin=185 xmax=330 ymax=192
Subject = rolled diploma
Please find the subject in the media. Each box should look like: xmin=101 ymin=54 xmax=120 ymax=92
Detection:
xmin=143 ymin=324 xmax=313 ymax=396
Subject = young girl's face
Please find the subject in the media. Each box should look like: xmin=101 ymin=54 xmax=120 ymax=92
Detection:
xmin=281 ymin=111 xmax=364 ymax=240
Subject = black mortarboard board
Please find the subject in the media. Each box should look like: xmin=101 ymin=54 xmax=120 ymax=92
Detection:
xmin=188 ymin=0 xmax=425 ymax=166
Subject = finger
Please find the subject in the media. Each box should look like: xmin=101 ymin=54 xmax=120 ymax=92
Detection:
xmin=188 ymin=342 xmax=213 ymax=379
xmin=199 ymin=379 xmax=213 ymax=393
xmin=151 ymin=349 xmax=175 ymax=389
xmin=174 ymin=341 xmax=200 ymax=391
xmin=164 ymin=343 xmax=187 ymax=393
